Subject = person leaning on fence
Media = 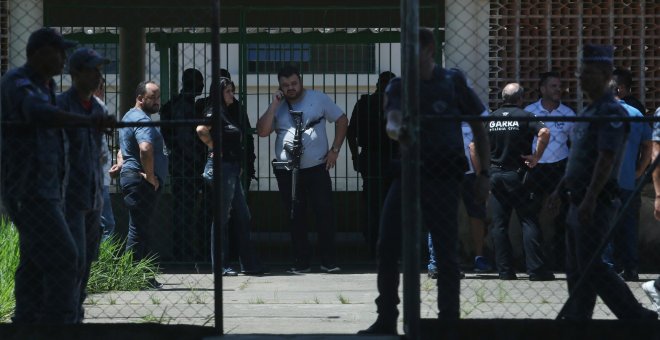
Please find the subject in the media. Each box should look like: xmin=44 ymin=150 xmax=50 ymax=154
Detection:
xmin=358 ymin=27 xmax=490 ymax=335
xmin=160 ymin=68 xmax=208 ymax=261
xmin=548 ymin=44 xmax=657 ymax=320
xmin=488 ymin=83 xmax=554 ymax=281
xmin=196 ymin=76 xmax=266 ymax=276
xmin=256 ymin=65 xmax=348 ymax=274
xmin=0 ymin=27 xmax=112 ymax=323
xmin=523 ymin=71 xmax=576 ymax=271
xmin=346 ymin=71 xmax=397 ymax=256
xmin=57 ymin=47 xmax=114 ymax=322
xmin=641 ymin=105 xmax=660 ymax=311
xmin=118 ymin=80 xmax=168 ymax=289
xmin=601 ymin=77 xmax=652 ymax=282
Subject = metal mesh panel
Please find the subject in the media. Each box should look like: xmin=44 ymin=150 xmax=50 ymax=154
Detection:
xmin=1 ymin=0 xmax=660 ymax=336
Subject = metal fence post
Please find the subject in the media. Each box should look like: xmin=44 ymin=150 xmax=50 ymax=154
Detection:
xmin=211 ymin=0 xmax=223 ymax=334
xmin=401 ymin=0 xmax=420 ymax=338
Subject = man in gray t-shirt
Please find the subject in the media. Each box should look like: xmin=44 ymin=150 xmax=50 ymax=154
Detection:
xmin=257 ymin=65 xmax=348 ymax=274
xmin=118 ymin=81 xmax=167 ymax=289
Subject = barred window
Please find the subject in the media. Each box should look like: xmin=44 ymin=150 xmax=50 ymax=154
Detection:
xmin=247 ymin=43 xmax=375 ymax=74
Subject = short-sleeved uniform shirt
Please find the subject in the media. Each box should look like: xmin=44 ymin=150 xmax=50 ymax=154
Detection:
xmin=273 ymin=89 xmax=344 ymax=169
xmin=1 ymin=65 xmax=65 ymax=201
xmin=57 ymin=87 xmax=105 ymax=210
xmin=524 ymin=100 xmax=575 ymax=163
xmin=119 ymin=108 xmax=169 ymax=184
xmin=564 ymin=93 xmax=628 ymax=194
xmin=385 ymin=66 xmax=486 ymax=175
xmin=617 ymin=100 xmax=652 ymax=190
xmin=488 ymin=105 xmax=546 ymax=170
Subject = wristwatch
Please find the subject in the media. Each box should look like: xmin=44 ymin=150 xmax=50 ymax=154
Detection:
xmin=330 ymin=145 xmax=340 ymax=153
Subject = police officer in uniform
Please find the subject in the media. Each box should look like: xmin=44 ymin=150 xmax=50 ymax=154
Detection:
xmin=57 ymin=47 xmax=112 ymax=322
xmin=549 ymin=45 xmax=656 ymax=320
xmin=0 ymin=28 xmax=110 ymax=323
xmin=359 ymin=28 xmax=490 ymax=335
xmin=488 ymin=83 xmax=554 ymax=281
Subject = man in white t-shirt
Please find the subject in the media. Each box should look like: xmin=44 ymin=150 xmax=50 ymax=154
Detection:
xmin=524 ymin=71 xmax=576 ymax=271
xmin=257 ymin=65 xmax=348 ymax=274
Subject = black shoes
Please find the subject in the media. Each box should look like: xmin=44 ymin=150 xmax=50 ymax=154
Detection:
xmin=499 ymin=272 xmax=518 ymax=280
xmin=428 ymin=269 xmax=465 ymax=279
xmin=357 ymin=318 xmax=397 ymax=335
xmin=529 ymin=271 xmax=555 ymax=281
xmin=147 ymin=278 xmax=163 ymax=290
xmin=619 ymin=270 xmax=639 ymax=282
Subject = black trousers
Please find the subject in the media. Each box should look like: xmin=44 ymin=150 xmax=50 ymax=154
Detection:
xmin=489 ymin=167 xmax=548 ymax=275
xmin=274 ymin=164 xmax=336 ymax=267
xmin=526 ymin=159 xmax=568 ymax=270
xmin=375 ymin=174 xmax=462 ymax=320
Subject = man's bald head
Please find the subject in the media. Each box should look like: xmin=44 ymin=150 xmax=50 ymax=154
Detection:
xmin=502 ymin=83 xmax=524 ymax=105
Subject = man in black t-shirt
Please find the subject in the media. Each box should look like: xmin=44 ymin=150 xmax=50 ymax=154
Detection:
xmin=488 ymin=83 xmax=554 ymax=281
xmin=346 ymin=71 xmax=396 ymax=255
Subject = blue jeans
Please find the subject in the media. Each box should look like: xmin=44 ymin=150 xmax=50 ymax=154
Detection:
xmin=120 ymin=173 xmax=161 ymax=262
xmin=427 ymin=233 xmax=437 ymax=272
xmin=376 ymin=175 xmax=461 ymax=320
xmin=100 ymin=185 xmax=116 ymax=240
xmin=564 ymin=198 xmax=649 ymax=319
xmin=210 ymin=161 xmax=261 ymax=272
xmin=602 ymin=188 xmax=640 ymax=272
xmin=6 ymin=198 xmax=78 ymax=323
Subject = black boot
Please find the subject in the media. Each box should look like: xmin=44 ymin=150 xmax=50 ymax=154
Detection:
xmin=357 ymin=317 xmax=397 ymax=335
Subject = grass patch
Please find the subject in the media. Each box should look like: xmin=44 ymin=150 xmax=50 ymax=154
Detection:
xmin=0 ymin=218 xmax=19 ymax=322
xmin=87 ymin=235 xmax=160 ymax=294
xmin=248 ymin=296 xmax=265 ymax=304
xmin=337 ymin=293 xmax=350 ymax=304
xmin=0 ymin=218 xmax=160 ymax=321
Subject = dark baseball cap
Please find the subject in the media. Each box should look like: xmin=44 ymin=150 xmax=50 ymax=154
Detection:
xmin=68 ymin=47 xmax=110 ymax=71
xmin=26 ymin=27 xmax=77 ymax=56
xmin=582 ymin=44 xmax=614 ymax=66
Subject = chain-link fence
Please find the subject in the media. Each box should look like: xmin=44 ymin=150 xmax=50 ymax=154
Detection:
xmin=1 ymin=0 xmax=660 ymax=337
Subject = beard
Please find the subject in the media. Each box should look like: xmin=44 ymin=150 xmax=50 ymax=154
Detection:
xmin=142 ymin=103 xmax=160 ymax=115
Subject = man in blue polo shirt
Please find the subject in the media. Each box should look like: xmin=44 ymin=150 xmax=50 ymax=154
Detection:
xmin=601 ymin=77 xmax=652 ymax=281
xmin=57 ymin=47 xmax=112 ymax=321
xmin=119 ymin=80 xmax=168 ymax=289
xmin=1 ymin=28 xmax=110 ymax=323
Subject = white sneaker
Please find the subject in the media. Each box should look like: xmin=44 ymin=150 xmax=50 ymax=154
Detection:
xmin=320 ymin=264 xmax=341 ymax=273
xmin=642 ymin=281 xmax=660 ymax=312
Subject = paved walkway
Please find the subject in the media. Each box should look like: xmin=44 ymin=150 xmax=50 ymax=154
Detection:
xmin=82 ymin=270 xmax=659 ymax=336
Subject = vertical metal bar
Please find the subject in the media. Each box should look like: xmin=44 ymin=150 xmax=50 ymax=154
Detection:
xmin=400 ymin=0 xmax=420 ymax=338
xmin=639 ymin=0 xmax=646 ymax=110
xmin=514 ymin=0 xmax=520 ymax=82
xmin=158 ymin=36 xmax=170 ymax=105
xmin=119 ymin=26 xmax=145 ymax=117
xmin=169 ymin=43 xmax=179 ymax=103
xmin=546 ymin=0 xmax=552 ymax=71
xmin=577 ymin=1 xmax=583 ymax=113
xmin=211 ymin=0 xmax=223 ymax=334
